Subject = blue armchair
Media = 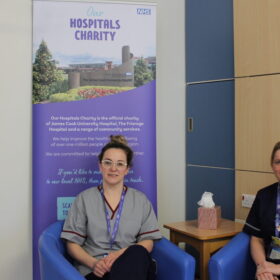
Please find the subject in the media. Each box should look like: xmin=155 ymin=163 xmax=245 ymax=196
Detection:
xmin=38 ymin=221 xmax=196 ymax=280
xmin=209 ymin=232 xmax=256 ymax=280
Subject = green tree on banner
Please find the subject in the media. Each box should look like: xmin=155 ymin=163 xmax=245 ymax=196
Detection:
xmin=33 ymin=40 xmax=63 ymax=103
xmin=134 ymin=58 xmax=153 ymax=87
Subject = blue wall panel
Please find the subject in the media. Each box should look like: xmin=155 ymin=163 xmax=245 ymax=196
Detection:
xmin=186 ymin=0 xmax=234 ymax=82
xmin=186 ymin=166 xmax=234 ymax=220
xmin=187 ymin=80 xmax=234 ymax=168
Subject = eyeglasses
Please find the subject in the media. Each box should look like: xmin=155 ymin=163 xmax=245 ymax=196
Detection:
xmin=101 ymin=159 xmax=128 ymax=170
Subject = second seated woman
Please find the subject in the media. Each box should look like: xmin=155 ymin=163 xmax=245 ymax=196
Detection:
xmin=243 ymin=141 xmax=280 ymax=280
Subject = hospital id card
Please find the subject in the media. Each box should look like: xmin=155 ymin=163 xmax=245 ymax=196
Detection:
xmin=269 ymin=236 xmax=280 ymax=260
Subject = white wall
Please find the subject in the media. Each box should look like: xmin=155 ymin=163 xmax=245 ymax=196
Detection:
xmin=155 ymin=0 xmax=186 ymax=236
xmin=0 ymin=0 xmax=185 ymax=279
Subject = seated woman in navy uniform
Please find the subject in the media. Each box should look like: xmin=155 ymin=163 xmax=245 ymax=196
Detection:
xmin=243 ymin=141 xmax=280 ymax=280
xmin=61 ymin=135 xmax=161 ymax=280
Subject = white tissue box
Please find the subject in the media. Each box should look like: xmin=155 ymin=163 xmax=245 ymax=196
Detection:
xmin=198 ymin=206 xmax=221 ymax=230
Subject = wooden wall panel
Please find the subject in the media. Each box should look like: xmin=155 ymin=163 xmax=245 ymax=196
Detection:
xmin=234 ymin=0 xmax=280 ymax=77
xmin=235 ymin=170 xmax=276 ymax=220
xmin=235 ymin=75 xmax=280 ymax=172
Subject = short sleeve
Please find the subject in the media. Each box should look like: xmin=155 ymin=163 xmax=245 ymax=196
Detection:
xmin=136 ymin=197 xmax=162 ymax=242
xmin=60 ymin=193 xmax=88 ymax=245
xmin=243 ymin=191 xmax=263 ymax=238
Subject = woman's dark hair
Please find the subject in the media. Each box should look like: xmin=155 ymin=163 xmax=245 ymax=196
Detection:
xmin=98 ymin=135 xmax=133 ymax=167
xmin=271 ymin=141 xmax=280 ymax=165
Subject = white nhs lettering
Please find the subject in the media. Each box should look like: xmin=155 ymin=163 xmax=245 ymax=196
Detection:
xmin=137 ymin=8 xmax=151 ymax=15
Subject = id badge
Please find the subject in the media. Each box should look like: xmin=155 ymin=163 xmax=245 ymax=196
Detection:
xmin=269 ymin=236 xmax=280 ymax=260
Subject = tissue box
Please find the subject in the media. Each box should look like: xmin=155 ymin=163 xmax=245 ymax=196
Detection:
xmin=198 ymin=206 xmax=221 ymax=229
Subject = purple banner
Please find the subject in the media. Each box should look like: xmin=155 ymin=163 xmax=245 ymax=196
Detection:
xmin=32 ymin=2 xmax=156 ymax=279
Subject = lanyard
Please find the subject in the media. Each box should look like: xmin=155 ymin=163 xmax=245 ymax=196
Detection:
xmin=275 ymin=183 xmax=280 ymax=237
xmin=100 ymin=186 xmax=126 ymax=249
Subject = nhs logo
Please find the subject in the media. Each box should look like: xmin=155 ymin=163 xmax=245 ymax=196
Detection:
xmin=137 ymin=8 xmax=151 ymax=15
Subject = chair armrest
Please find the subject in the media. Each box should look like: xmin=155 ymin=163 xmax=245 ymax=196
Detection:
xmin=39 ymin=222 xmax=85 ymax=280
xmin=151 ymin=237 xmax=195 ymax=280
xmin=209 ymin=232 xmax=255 ymax=280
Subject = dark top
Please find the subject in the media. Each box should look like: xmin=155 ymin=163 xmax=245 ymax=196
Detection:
xmin=243 ymin=182 xmax=279 ymax=262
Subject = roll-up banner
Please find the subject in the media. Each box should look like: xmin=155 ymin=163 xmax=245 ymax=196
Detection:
xmin=32 ymin=1 xmax=156 ymax=279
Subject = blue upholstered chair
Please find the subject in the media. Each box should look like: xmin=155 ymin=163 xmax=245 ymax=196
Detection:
xmin=209 ymin=232 xmax=256 ymax=280
xmin=38 ymin=221 xmax=196 ymax=280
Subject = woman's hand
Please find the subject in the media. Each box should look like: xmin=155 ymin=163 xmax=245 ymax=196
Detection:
xmin=256 ymin=271 xmax=278 ymax=280
xmin=103 ymin=248 xmax=126 ymax=269
xmin=66 ymin=241 xmax=111 ymax=277
xmin=92 ymin=258 xmax=110 ymax=278
xmin=256 ymin=261 xmax=280 ymax=279
xmin=102 ymin=240 xmax=153 ymax=269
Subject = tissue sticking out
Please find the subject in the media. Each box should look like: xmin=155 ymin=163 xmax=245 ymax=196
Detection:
xmin=197 ymin=191 xmax=215 ymax=208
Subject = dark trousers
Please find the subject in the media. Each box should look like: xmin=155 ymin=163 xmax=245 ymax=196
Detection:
xmin=85 ymin=245 xmax=156 ymax=280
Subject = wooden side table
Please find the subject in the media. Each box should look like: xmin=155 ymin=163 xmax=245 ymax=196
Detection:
xmin=164 ymin=219 xmax=243 ymax=280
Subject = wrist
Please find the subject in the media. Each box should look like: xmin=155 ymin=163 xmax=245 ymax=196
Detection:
xmin=119 ymin=247 xmax=126 ymax=254
xmin=114 ymin=247 xmax=126 ymax=255
xmin=256 ymin=259 xmax=266 ymax=266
